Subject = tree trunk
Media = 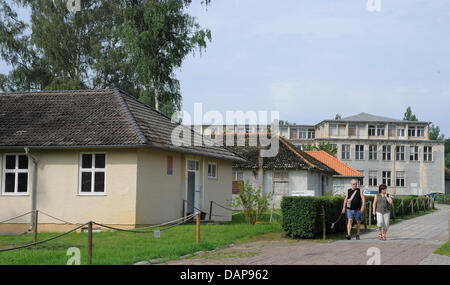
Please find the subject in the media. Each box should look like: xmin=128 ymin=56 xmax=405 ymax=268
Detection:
xmin=154 ymin=87 xmax=159 ymax=111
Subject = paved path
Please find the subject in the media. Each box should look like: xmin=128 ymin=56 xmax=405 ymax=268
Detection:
xmin=165 ymin=204 xmax=450 ymax=265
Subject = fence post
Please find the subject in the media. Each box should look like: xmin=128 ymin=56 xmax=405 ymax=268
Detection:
xmin=88 ymin=221 xmax=93 ymax=265
xmin=401 ymin=200 xmax=404 ymax=217
xmin=209 ymin=201 xmax=213 ymax=221
xmin=411 ymin=200 xmax=414 ymax=215
xmin=416 ymin=199 xmax=420 ymax=212
xmin=369 ymin=201 xmax=372 ymax=226
xmin=33 ymin=210 xmax=39 ymax=245
xmin=182 ymin=200 xmax=185 ymax=220
xmin=321 ymin=206 xmax=326 ymax=240
xmin=196 ymin=213 xmax=200 ymax=244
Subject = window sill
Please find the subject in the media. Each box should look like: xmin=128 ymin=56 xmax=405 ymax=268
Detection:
xmin=1 ymin=193 xmax=30 ymax=197
xmin=77 ymin=193 xmax=107 ymax=196
xmin=208 ymin=177 xmax=218 ymax=180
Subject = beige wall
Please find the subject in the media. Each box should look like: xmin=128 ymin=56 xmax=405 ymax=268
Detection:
xmin=0 ymin=149 xmax=138 ymax=232
xmin=204 ymin=159 xmax=233 ymax=222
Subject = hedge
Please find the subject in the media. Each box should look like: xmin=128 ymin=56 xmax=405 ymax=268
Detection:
xmin=435 ymin=195 xmax=450 ymax=204
xmin=281 ymin=195 xmax=434 ymax=239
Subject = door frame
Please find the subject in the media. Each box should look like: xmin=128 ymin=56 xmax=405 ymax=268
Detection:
xmin=185 ymin=159 xmax=200 ymax=215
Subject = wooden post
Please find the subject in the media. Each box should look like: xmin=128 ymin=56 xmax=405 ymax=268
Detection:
xmin=416 ymin=199 xmax=420 ymax=212
xmin=411 ymin=200 xmax=414 ymax=215
xmin=401 ymin=200 xmax=404 ymax=217
xmin=33 ymin=210 xmax=39 ymax=245
xmin=196 ymin=213 xmax=200 ymax=244
xmin=182 ymin=200 xmax=185 ymax=219
xmin=369 ymin=201 xmax=372 ymax=226
xmin=209 ymin=201 xmax=213 ymax=221
xmin=321 ymin=206 xmax=326 ymax=240
xmin=88 ymin=221 xmax=93 ymax=265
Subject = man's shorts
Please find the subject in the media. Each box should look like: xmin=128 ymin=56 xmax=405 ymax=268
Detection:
xmin=347 ymin=209 xmax=364 ymax=221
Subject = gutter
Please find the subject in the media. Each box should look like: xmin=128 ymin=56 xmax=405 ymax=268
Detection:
xmin=24 ymin=148 xmax=38 ymax=232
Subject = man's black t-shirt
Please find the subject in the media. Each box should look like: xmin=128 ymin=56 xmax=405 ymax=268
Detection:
xmin=347 ymin=188 xmax=362 ymax=210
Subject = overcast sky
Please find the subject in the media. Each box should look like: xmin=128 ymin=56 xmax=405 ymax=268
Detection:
xmin=1 ymin=0 xmax=449 ymax=135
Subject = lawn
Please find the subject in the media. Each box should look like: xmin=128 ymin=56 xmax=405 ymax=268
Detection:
xmin=0 ymin=212 xmax=282 ymax=265
xmin=434 ymin=242 xmax=450 ymax=256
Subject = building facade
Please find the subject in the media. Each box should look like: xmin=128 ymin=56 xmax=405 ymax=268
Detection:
xmin=199 ymin=112 xmax=445 ymax=196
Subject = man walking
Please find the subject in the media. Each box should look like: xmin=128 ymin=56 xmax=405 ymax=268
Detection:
xmin=342 ymin=179 xmax=365 ymax=240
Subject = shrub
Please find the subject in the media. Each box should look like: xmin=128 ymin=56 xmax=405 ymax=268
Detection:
xmin=281 ymin=196 xmax=345 ymax=238
xmin=228 ymin=180 xmax=273 ymax=225
xmin=435 ymin=195 xmax=450 ymax=204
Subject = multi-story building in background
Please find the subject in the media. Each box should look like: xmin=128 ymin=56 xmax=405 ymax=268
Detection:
xmin=197 ymin=113 xmax=445 ymax=196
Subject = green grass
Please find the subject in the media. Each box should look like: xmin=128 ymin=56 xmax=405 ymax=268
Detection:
xmin=434 ymin=242 xmax=450 ymax=256
xmin=0 ymin=213 xmax=282 ymax=265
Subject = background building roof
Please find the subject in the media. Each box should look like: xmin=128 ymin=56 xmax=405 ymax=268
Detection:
xmin=304 ymin=150 xmax=363 ymax=177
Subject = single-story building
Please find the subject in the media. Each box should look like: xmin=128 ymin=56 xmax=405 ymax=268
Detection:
xmin=446 ymin=168 xmax=450 ymax=195
xmin=0 ymin=89 xmax=244 ymax=232
xmin=305 ymin=150 xmax=363 ymax=195
xmin=227 ymin=135 xmax=337 ymax=207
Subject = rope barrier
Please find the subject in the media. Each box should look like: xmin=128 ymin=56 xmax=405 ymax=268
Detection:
xmin=0 ymin=211 xmax=33 ymax=224
xmin=211 ymin=201 xmax=233 ymax=212
xmin=184 ymin=200 xmax=206 ymax=214
xmin=0 ymin=222 xmax=88 ymax=252
xmin=38 ymin=211 xmax=79 ymax=225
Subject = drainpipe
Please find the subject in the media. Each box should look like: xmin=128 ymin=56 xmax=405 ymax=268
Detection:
xmin=24 ymin=148 xmax=38 ymax=231
xmin=258 ymin=149 xmax=264 ymax=193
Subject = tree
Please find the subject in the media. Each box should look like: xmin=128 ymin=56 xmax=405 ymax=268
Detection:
xmin=445 ymin=139 xmax=450 ymax=168
xmin=0 ymin=0 xmax=211 ymax=117
xmin=228 ymin=180 xmax=272 ymax=225
xmin=303 ymin=142 xmax=338 ymax=157
xmin=428 ymin=124 xmax=445 ymax=141
xmin=334 ymin=114 xmax=342 ymax=120
xmin=403 ymin=107 xmax=419 ymax=121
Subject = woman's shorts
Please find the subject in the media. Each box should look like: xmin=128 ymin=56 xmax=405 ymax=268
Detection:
xmin=376 ymin=212 xmax=390 ymax=229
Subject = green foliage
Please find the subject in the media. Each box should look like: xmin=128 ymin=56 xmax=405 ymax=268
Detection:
xmin=228 ymin=180 xmax=273 ymax=225
xmin=334 ymin=114 xmax=342 ymax=120
xmin=403 ymin=106 xmax=419 ymax=121
xmin=445 ymin=139 xmax=450 ymax=168
xmin=429 ymin=124 xmax=445 ymax=140
xmin=0 ymin=0 xmax=211 ymax=117
xmin=281 ymin=196 xmax=345 ymax=238
xmin=302 ymin=142 xmax=338 ymax=157
xmin=281 ymin=196 xmax=434 ymax=239
xmin=435 ymin=195 xmax=450 ymax=204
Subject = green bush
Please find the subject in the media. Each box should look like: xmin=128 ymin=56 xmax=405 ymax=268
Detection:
xmin=281 ymin=195 xmax=434 ymax=239
xmin=281 ymin=196 xmax=345 ymax=238
xmin=435 ymin=195 xmax=450 ymax=204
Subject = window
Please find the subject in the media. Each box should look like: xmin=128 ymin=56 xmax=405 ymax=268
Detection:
xmin=341 ymin=144 xmax=350 ymax=160
xmin=2 ymin=154 xmax=29 ymax=195
xmin=299 ymin=128 xmax=307 ymax=139
xmin=167 ymin=156 xmax=173 ymax=175
xmin=369 ymin=125 xmax=385 ymax=136
xmin=355 ymin=145 xmax=364 ymax=160
xmin=424 ymin=146 xmax=432 ymax=162
xmin=382 ymin=145 xmax=391 ymax=161
xmin=408 ymin=126 xmax=416 ymax=137
xmin=396 ymin=146 xmax=405 ymax=161
xmin=369 ymin=171 xmax=378 ymax=187
xmin=329 ymin=124 xmax=338 ymax=136
xmin=396 ymin=171 xmax=405 ymax=187
xmin=232 ymin=171 xmax=244 ymax=181
xmin=397 ymin=127 xmax=405 ymax=137
xmin=410 ymin=146 xmax=419 ymax=161
xmin=358 ymin=170 xmax=364 ymax=186
xmin=274 ymin=170 xmax=288 ymax=182
xmin=388 ymin=125 xmax=397 ymax=137
xmin=330 ymin=124 xmax=345 ymax=136
xmin=187 ymin=160 xmax=200 ymax=171
xmin=349 ymin=125 xmax=357 ymax=137
xmin=308 ymin=129 xmax=315 ymax=139
xmin=280 ymin=127 xmax=289 ymax=138
xmin=417 ymin=126 xmax=425 ymax=137
xmin=79 ymin=153 xmax=106 ymax=194
xmin=377 ymin=125 xmax=385 ymax=136
xmin=382 ymin=171 xmax=391 ymax=187
xmin=290 ymin=128 xmax=298 ymax=139
xmin=357 ymin=125 xmax=366 ymax=137
xmin=338 ymin=125 xmax=346 ymax=136
xmin=208 ymin=163 xmax=217 ymax=179
xmin=232 ymin=171 xmax=244 ymax=194
xmin=368 ymin=125 xmax=376 ymax=136
xmin=369 ymin=145 xmax=377 ymax=160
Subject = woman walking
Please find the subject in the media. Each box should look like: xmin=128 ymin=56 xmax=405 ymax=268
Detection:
xmin=373 ymin=184 xmax=393 ymax=240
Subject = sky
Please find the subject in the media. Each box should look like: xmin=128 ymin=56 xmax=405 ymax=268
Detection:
xmin=1 ymin=0 xmax=449 ymax=135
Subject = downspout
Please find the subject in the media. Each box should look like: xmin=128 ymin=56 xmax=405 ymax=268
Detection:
xmin=258 ymin=149 xmax=264 ymax=193
xmin=24 ymin=148 xmax=38 ymax=231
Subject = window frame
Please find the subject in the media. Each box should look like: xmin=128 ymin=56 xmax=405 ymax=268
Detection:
xmin=355 ymin=145 xmax=364 ymax=160
xmin=207 ymin=162 xmax=218 ymax=179
xmin=409 ymin=146 xmax=419 ymax=161
xmin=382 ymin=171 xmax=391 ymax=187
xmin=396 ymin=145 xmax=405 ymax=161
xmin=341 ymin=144 xmax=351 ymax=160
xmin=369 ymin=171 xmax=378 ymax=187
xmin=382 ymin=145 xmax=391 ymax=161
xmin=424 ymin=146 xmax=433 ymax=162
xmin=78 ymin=152 xmax=107 ymax=195
xmin=368 ymin=145 xmax=378 ymax=160
xmin=396 ymin=171 xmax=406 ymax=187
xmin=2 ymin=153 xmax=30 ymax=196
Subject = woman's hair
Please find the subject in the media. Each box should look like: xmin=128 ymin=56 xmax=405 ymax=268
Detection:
xmin=379 ymin=184 xmax=387 ymax=193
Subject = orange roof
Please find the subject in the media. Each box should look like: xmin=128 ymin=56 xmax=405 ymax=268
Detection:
xmin=304 ymin=151 xmax=363 ymax=177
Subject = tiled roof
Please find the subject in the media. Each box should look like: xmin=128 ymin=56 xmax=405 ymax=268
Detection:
xmin=226 ymin=135 xmax=337 ymax=174
xmin=304 ymin=150 xmax=363 ymax=177
xmin=0 ymin=89 xmax=243 ymax=161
